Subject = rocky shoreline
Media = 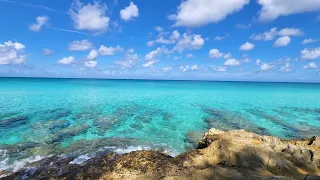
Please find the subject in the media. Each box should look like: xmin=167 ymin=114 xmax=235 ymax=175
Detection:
xmin=2 ymin=128 xmax=320 ymax=180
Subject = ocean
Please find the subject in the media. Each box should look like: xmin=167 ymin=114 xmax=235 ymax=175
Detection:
xmin=1 ymin=77 xmax=320 ymax=173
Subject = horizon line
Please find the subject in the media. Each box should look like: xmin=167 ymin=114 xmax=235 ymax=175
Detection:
xmin=0 ymin=76 xmax=319 ymax=84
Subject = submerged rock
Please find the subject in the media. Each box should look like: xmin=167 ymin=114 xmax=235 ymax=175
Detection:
xmin=4 ymin=129 xmax=320 ymax=180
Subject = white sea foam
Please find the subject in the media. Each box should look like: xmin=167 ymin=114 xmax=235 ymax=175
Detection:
xmin=0 ymin=153 xmax=48 ymax=175
xmin=69 ymin=154 xmax=94 ymax=165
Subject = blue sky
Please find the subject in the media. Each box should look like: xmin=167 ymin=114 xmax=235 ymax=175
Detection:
xmin=0 ymin=0 xmax=320 ymax=82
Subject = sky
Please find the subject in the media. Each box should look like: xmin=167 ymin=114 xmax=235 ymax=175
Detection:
xmin=0 ymin=0 xmax=320 ymax=82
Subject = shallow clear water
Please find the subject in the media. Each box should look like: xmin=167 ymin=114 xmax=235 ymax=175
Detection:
xmin=1 ymin=78 xmax=320 ymax=172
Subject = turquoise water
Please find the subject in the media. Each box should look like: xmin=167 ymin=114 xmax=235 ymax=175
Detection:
xmin=1 ymin=78 xmax=320 ymax=172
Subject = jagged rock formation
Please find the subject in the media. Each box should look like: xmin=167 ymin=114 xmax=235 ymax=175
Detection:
xmin=3 ymin=129 xmax=320 ymax=180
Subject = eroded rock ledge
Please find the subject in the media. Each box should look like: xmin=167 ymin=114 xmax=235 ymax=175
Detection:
xmin=3 ymin=129 xmax=320 ymax=180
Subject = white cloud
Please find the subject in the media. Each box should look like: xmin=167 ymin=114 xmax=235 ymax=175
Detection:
xmin=58 ymin=56 xmax=75 ymax=65
xmin=280 ymin=63 xmax=292 ymax=72
xmin=120 ymin=2 xmax=139 ymax=21
xmin=84 ymin=60 xmax=97 ymax=68
xmin=145 ymin=47 xmax=169 ymax=61
xmin=155 ymin=26 xmax=163 ymax=32
xmin=301 ymin=48 xmax=320 ymax=60
xmin=257 ymin=0 xmax=320 ymax=21
xmin=116 ymin=53 xmax=139 ymax=69
xmin=256 ymin=59 xmax=261 ymax=65
xmin=302 ymin=38 xmax=317 ymax=44
xmin=29 ymin=16 xmax=48 ymax=32
xmin=236 ymin=24 xmax=251 ymax=28
xmin=243 ymin=58 xmax=251 ymax=63
xmin=156 ymin=30 xmax=181 ymax=44
xmin=214 ymin=34 xmax=228 ymax=40
xmin=209 ymin=49 xmax=223 ymax=58
xmin=239 ymin=42 xmax=254 ymax=51
xmin=143 ymin=60 xmax=158 ymax=67
xmin=274 ymin=36 xmax=291 ymax=47
xmin=68 ymin=40 xmax=93 ymax=51
xmin=180 ymin=65 xmax=190 ymax=72
xmin=303 ymin=62 xmax=318 ymax=69
xmin=147 ymin=41 xmax=155 ymax=47
xmin=251 ymin=27 xmax=278 ymax=41
xmin=251 ymin=27 xmax=303 ymax=41
xmin=69 ymin=0 xmax=110 ymax=32
xmin=43 ymin=48 xmax=53 ymax=55
xmin=191 ymin=65 xmax=198 ymax=71
xmin=186 ymin=53 xmax=193 ymax=58
xmin=128 ymin=48 xmax=135 ymax=53
xmin=0 ymin=41 xmax=26 ymax=65
xmin=170 ymin=30 xmax=181 ymax=41
xmin=174 ymin=33 xmax=204 ymax=53
xmin=224 ymin=58 xmax=240 ymax=66
xmin=277 ymin=28 xmax=304 ymax=36
xmin=163 ymin=66 xmax=172 ymax=72
xmin=173 ymin=56 xmax=181 ymax=60
xmin=224 ymin=53 xmax=232 ymax=59
xmin=87 ymin=49 xmax=98 ymax=60
xmin=212 ymin=66 xmax=227 ymax=72
xmin=260 ymin=63 xmax=273 ymax=71
xmin=169 ymin=0 xmax=250 ymax=27
xmin=98 ymin=45 xmax=123 ymax=55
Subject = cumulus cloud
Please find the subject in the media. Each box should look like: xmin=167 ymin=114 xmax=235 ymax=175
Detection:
xmin=180 ymin=65 xmax=190 ymax=72
xmin=162 ymin=66 xmax=172 ymax=72
xmin=224 ymin=58 xmax=240 ymax=66
xmin=224 ymin=53 xmax=232 ymax=59
xmin=87 ymin=49 xmax=98 ymax=60
xmin=0 ymin=41 xmax=26 ymax=65
xmin=236 ymin=23 xmax=251 ymax=28
xmin=277 ymin=28 xmax=304 ymax=36
xmin=42 ymin=48 xmax=53 ymax=55
xmin=156 ymin=30 xmax=181 ymax=44
xmin=239 ymin=42 xmax=254 ymax=51
xmin=209 ymin=49 xmax=224 ymax=58
xmin=116 ymin=53 xmax=139 ymax=69
xmin=212 ymin=66 xmax=227 ymax=72
xmin=214 ymin=34 xmax=228 ymax=40
xmin=303 ymin=62 xmax=318 ymax=69
xmin=280 ymin=63 xmax=292 ymax=72
xmin=191 ymin=64 xmax=198 ymax=71
xmin=169 ymin=0 xmax=250 ymax=27
xmin=173 ymin=33 xmax=204 ymax=53
xmin=147 ymin=41 xmax=155 ymax=47
xmin=300 ymin=47 xmax=320 ymax=60
xmin=173 ymin=56 xmax=181 ymax=60
xmin=84 ymin=60 xmax=97 ymax=68
xmin=120 ymin=2 xmax=139 ymax=21
xmin=260 ymin=63 xmax=273 ymax=71
xmin=155 ymin=26 xmax=163 ymax=32
xmin=143 ymin=60 xmax=158 ymax=67
xmin=128 ymin=48 xmax=135 ymax=53
xmin=145 ymin=47 xmax=169 ymax=61
xmin=274 ymin=36 xmax=291 ymax=47
xmin=256 ymin=59 xmax=261 ymax=65
xmin=98 ymin=45 xmax=123 ymax=55
xmin=29 ymin=16 xmax=48 ymax=32
xmin=69 ymin=0 xmax=110 ymax=32
xmin=251 ymin=27 xmax=303 ymax=41
xmin=257 ymin=0 xmax=320 ymax=21
xmin=302 ymin=38 xmax=317 ymax=44
xmin=68 ymin=40 xmax=93 ymax=51
xmin=57 ymin=56 xmax=75 ymax=65
xmin=186 ymin=53 xmax=193 ymax=58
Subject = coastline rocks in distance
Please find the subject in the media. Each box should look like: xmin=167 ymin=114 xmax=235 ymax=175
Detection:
xmin=4 ymin=129 xmax=320 ymax=180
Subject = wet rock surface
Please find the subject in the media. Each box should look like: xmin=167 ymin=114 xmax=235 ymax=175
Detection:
xmin=3 ymin=129 xmax=320 ymax=180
